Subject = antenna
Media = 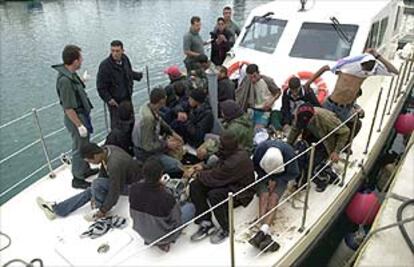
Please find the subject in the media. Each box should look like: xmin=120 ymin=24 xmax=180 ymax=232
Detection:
xmin=299 ymin=0 xmax=307 ymax=12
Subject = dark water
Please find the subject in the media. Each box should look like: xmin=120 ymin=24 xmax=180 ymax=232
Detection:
xmin=0 ymin=0 xmax=271 ymax=204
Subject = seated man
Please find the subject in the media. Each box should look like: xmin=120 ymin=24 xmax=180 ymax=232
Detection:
xmin=129 ymin=157 xmax=195 ymax=252
xmin=249 ymin=139 xmax=300 ymax=252
xmin=172 ymin=89 xmax=214 ymax=148
xmin=164 ymin=65 xmax=191 ymax=108
xmin=132 ymin=87 xmax=183 ymax=175
xmin=37 ymin=143 xmax=142 ymax=220
xmin=189 ymin=54 xmax=210 ymax=92
xmin=189 ymin=131 xmax=255 ymax=244
xmin=287 ymin=103 xmax=350 ymax=191
xmin=197 ymin=100 xmax=253 ymax=161
xmin=235 ymin=64 xmax=281 ymax=128
xmin=105 ymin=100 xmax=134 ymax=156
xmin=281 ymin=76 xmax=320 ymax=132
xmin=217 ymin=66 xmax=235 ymax=105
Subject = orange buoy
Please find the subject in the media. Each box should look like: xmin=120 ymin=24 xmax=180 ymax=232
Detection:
xmin=227 ymin=60 xmax=250 ymax=78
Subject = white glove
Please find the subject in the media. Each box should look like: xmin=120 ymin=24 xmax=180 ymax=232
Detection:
xmin=78 ymin=125 xmax=88 ymax=137
xmin=82 ymin=70 xmax=90 ymax=82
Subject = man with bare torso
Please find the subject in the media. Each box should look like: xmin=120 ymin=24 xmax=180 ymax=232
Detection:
xmin=305 ymin=48 xmax=399 ymax=123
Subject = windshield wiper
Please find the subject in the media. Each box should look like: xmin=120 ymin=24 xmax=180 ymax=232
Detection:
xmin=245 ymin=12 xmax=275 ymax=30
xmin=330 ymin=16 xmax=351 ymax=44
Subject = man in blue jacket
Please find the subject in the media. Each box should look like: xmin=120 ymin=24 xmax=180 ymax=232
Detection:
xmin=249 ymin=139 xmax=300 ymax=252
xmin=97 ymin=40 xmax=143 ymax=129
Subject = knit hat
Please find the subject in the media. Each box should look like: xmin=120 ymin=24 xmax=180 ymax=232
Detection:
xmin=220 ymin=100 xmax=243 ymax=121
xmin=296 ymin=103 xmax=315 ymax=129
xmin=164 ymin=65 xmax=182 ymax=80
xmin=259 ymin=147 xmax=285 ymax=174
xmin=190 ymin=89 xmax=206 ymax=103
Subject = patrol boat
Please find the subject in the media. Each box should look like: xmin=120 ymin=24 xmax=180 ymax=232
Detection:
xmin=1 ymin=0 xmax=413 ymax=266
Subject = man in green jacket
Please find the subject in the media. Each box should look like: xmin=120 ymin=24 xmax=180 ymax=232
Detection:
xmin=52 ymin=45 xmax=98 ymax=189
xmin=287 ymin=103 xmax=350 ymax=162
xmin=287 ymin=103 xmax=350 ymax=190
xmin=196 ymin=100 xmax=253 ymax=160
xmin=131 ymin=87 xmax=183 ymax=176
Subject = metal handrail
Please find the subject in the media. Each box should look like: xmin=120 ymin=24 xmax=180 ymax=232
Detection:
xmin=0 ymin=86 xmax=97 ymax=131
xmin=0 ymin=58 xmax=183 ymax=131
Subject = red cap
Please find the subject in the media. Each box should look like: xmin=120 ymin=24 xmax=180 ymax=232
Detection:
xmin=164 ymin=66 xmax=182 ymax=79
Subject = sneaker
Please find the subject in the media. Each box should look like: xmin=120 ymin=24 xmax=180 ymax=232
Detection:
xmin=248 ymin=230 xmax=266 ymax=248
xmin=72 ymin=178 xmax=91 ymax=189
xmin=156 ymin=243 xmax=171 ymax=252
xmin=314 ymin=177 xmax=329 ymax=192
xmin=36 ymin=197 xmax=56 ymax=220
xmin=190 ymin=221 xmax=216 ymax=241
xmin=259 ymin=234 xmax=280 ymax=252
xmin=83 ymin=168 xmax=100 ymax=178
xmin=210 ymin=228 xmax=228 ymax=244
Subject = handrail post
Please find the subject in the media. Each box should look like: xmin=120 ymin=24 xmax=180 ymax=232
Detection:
xmin=146 ymin=65 xmax=150 ymax=97
xmin=32 ymin=109 xmax=56 ymax=178
xmin=386 ymin=76 xmax=396 ymax=115
xmin=228 ymin=192 xmax=236 ymax=267
xmin=340 ymin=115 xmax=358 ymax=187
xmin=394 ymin=63 xmax=404 ymax=103
xmin=397 ymin=62 xmax=407 ymax=98
xmin=406 ymin=53 xmax=414 ymax=84
xmin=364 ymin=87 xmax=383 ymax=154
xmin=103 ymin=103 xmax=110 ymax=133
xmin=378 ymin=79 xmax=392 ymax=132
xmin=299 ymin=143 xmax=315 ymax=233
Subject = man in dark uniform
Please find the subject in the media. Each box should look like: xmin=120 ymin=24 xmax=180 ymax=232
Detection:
xmin=52 ymin=45 xmax=98 ymax=189
xmin=97 ymin=40 xmax=143 ymax=129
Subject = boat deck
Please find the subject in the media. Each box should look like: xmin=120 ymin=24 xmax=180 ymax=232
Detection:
xmin=0 ymin=60 xmax=413 ymax=266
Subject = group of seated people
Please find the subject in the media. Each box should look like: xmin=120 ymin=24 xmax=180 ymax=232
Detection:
xmin=37 ymin=47 xmax=399 ymax=253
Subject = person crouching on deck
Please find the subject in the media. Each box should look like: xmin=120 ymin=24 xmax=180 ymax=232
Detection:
xmin=248 ymin=139 xmax=300 ymax=252
xmin=286 ymin=104 xmax=350 ymax=192
xmin=188 ymin=131 xmax=255 ymax=244
xmin=129 ymin=157 xmax=195 ymax=252
xmin=36 ymin=143 xmax=142 ymax=220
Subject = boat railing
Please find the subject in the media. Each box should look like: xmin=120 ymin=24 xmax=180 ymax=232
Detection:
xmin=0 ymin=64 xmax=172 ymax=203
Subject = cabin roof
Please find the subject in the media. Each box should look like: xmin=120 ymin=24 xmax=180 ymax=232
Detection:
xmin=250 ymin=0 xmax=391 ymax=25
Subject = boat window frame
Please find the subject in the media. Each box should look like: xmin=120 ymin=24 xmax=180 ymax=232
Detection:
xmin=288 ymin=22 xmax=359 ymax=61
xmin=377 ymin=17 xmax=389 ymax=47
xmin=239 ymin=16 xmax=288 ymax=54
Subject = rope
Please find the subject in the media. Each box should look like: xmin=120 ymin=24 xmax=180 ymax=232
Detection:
xmin=0 ymin=231 xmax=11 ymax=252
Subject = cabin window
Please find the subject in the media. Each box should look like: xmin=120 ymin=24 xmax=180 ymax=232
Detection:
xmin=289 ymin=22 xmax=358 ymax=61
xmin=366 ymin=21 xmax=380 ymax=48
xmin=394 ymin=7 xmax=401 ymax=31
xmin=378 ymin=17 xmax=389 ymax=47
xmin=239 ymin=16 xmax=287 ymax=54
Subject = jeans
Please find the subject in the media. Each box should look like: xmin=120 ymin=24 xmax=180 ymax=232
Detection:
xmin=180 ymin=202 xmax=196 ymax=224
xmin=53 ymin=177 xmax=123 ymax=217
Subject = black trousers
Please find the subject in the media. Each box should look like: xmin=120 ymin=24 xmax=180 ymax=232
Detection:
xmin=190 ymin=179 xmax=232 ymax=231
